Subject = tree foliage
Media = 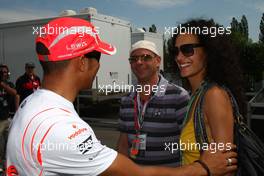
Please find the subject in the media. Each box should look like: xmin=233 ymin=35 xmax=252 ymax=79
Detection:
xmin=149 ymin=24 xmax=157 ymax=33
xmin=240 ymin=15 xmax=249 ymax=40
xmin=259 ymin=13 xmax=264 ymax=43
xmin=230 ymin=15 xmax=264 ymax=90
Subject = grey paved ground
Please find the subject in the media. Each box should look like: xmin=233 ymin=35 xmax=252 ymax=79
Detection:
xmin=90 ymin=125 xmax=120 ymax=149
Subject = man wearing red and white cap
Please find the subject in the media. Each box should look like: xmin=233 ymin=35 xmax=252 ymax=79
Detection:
xmin=6 ymin=17 xmax=237 ymax=176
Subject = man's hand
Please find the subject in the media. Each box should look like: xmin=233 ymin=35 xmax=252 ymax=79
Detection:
xmin=116 ymin=133 xmax=129 ymax=156
xmin=200 ymin=145 xmax=237 ymax=176
xmin=0 ymin=81 xmax=17 ymax=96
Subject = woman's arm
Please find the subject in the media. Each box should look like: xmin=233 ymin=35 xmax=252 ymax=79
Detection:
xmin=204 ymin=86 xmax=235 ymax=176
xmin=204 ymin=86 xmax=234 ymax=143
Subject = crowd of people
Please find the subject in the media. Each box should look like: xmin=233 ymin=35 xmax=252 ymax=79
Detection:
xmin=0 ymin=16 xmax=252 ymax=175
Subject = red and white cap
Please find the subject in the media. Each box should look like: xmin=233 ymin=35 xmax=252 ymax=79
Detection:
xmin=36 ymin=17 xmax=116 ymax=62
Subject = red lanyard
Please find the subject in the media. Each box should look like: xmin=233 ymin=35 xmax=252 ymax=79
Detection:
xmin=133 ymin=76 xmax=161 ymax=133
xmin=133 ymin=93 xmax=149 ymax=133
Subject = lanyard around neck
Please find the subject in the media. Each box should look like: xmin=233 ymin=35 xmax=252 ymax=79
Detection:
xmin=133 ymin=93 xmax=150 ymax=133
xmin=133 ymin=76 xmax=161 ymax=133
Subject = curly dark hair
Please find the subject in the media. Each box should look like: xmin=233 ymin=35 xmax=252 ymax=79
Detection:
xmin=169 ymin=18 xmax=247 ymax=117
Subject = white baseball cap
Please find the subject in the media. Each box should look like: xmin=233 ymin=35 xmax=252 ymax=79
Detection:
xmin=130 ymin=40 xmax=160 ymax=57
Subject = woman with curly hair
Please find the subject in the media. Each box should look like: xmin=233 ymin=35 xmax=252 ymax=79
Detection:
xmin=171 ymin=19 xmax=245 ymax=173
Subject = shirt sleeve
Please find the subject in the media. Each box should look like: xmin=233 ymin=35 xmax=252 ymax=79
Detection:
xmin=40 ymin=120 xmax=117 ymax=176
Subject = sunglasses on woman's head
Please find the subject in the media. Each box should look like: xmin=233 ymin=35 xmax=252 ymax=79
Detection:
xmin=174 ymin=43 xmax=203 ymax=57
xmin=84 ymin=51 xmax=101 ymax=62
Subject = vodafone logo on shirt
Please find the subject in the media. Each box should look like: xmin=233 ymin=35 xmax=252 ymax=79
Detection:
xmin=68 ymin=124 xmax=88 ymax=140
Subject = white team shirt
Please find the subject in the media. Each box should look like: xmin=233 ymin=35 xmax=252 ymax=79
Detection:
xmin=6 ymin=89 xmax=117 ymax=176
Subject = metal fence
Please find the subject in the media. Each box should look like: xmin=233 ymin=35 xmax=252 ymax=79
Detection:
xmin=247 ymin=87 xmax=264 ymax=128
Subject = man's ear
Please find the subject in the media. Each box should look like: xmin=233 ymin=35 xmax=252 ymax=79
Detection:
xmin=77 ymin=56 xmax=87 ymax=72
xmin=156 ymin=56 xmax=161 ymax=68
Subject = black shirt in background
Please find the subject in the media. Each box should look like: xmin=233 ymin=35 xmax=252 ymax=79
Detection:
xmin=16 ymin=73 xmax=41 ymax=104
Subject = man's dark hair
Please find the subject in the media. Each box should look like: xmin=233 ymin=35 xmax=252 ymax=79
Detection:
xmin=36 ymin=42 xmax=70 ymax=74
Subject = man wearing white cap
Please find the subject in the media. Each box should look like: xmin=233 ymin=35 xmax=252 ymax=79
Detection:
xmin=6 ymin=18 xmax=237 ymax=176
xmin=117 ymin=40 xmax=190 ymax=166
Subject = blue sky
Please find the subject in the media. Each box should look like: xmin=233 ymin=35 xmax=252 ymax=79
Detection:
xmin=0 ymin=0 xmax=263 ymax=41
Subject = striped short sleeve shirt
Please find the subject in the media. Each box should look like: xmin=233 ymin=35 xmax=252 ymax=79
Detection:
xmin=118 ymin=76 xmax=190 ymax=166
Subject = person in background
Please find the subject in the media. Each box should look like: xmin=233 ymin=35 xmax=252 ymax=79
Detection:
xmin=15 ymin=62 xmax=41 ymax=104
xmin=0 ymin=64 xmax=17 ymax=172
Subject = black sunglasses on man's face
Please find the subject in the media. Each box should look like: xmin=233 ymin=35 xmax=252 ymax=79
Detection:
xmin=84 ymin=51 xmax=101 ymax=62
xmin=174 ymin=43 xmax=203 ymax=57
xmin=128 ymin=54 xmax=156 ymax=64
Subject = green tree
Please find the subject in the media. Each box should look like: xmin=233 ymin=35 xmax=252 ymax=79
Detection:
xmin=149 ymin=24 xmax=157 ymax=33
xmin=230 ymin=16 xmax=249 ymax=44
xmin=259 ymin=13 xmax=264 ymax=43
xmin=231 ymin=17 xmax=240 ymax=32
xmin=230 ymin=15 xmax=264 ymax=91
xmin=240 ymin=15 xmax=249 ymax=40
